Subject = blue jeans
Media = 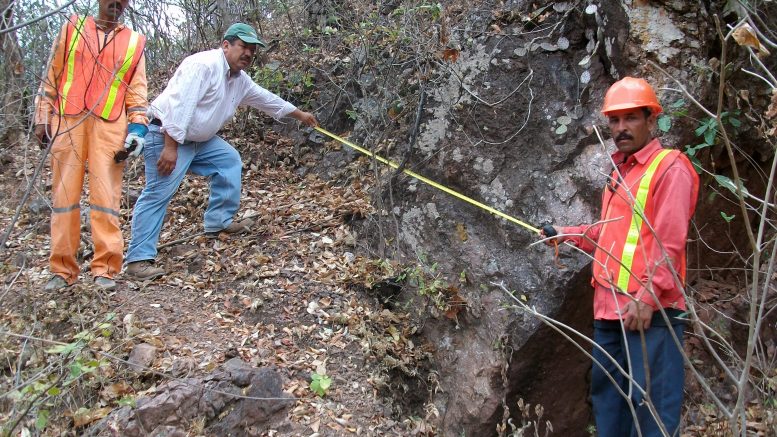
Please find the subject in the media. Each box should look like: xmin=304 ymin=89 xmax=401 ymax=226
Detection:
xmin=591 ymin=316 xmax=685 ymax=437
xmin=125 ymin=125 xmax=242 ymax=263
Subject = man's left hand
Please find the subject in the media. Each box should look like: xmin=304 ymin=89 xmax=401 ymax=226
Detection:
xmin=622 ymin=300 xmax=653 ymax=331
xmin=124 ymin=123 xmax=149 ymax=158
xmin=124 ymin=133 xmax=145 ymax=158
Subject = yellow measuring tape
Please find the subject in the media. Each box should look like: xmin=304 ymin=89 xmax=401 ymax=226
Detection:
xmin=314 ymin=127 xmax=540 ymax=234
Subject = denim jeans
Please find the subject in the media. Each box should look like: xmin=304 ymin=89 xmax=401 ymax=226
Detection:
xmin=591 ymin=317 xmax=686 ymax=437
xmin=125 ymin=125 xmax=242 ymax=263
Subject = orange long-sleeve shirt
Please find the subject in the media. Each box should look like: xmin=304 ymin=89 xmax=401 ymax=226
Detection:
xmin=559 ymin=139 xmax=698 ymax=320
xmin=34 ymin=18 xmax=148 ymax=126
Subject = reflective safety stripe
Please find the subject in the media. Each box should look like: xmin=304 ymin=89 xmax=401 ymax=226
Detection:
xmin=100 ymin=31 xmax=140 ymax=119
xmin=59 ymin=16 xmax=87 ymax=114
xmin=615 ymin=149 xmax=673 ymax=292
xmin=52 ymin=204 xmax=80 ymax=214
xmin=126 ymin=106 xmax=147 ymax=114
xmin=91 ymin=204 xmax=120 ymax=217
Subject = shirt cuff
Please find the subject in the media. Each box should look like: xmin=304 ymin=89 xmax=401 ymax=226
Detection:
xmin=162 ymin=125 xmax=186 ymax=144
xmin=272 ymin=102 xmax=297 ymax=120
xmin=127 ymin=111 xmax=149 ymax=126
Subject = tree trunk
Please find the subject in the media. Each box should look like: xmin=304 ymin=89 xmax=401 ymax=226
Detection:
xmin=0 ymin=0 xmax=26 ymax=148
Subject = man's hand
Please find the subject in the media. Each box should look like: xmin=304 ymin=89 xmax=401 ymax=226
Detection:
xmin=291 ymin=109 xmax=318 ymax=127
xmin=539 ymin=225 xmax=559 ymax=247
xmin=157 ymin=133 xmax=178 ymax=176
xmin=34 ymin=123 xmax=50 ymax=148
xmin=622 ymin=300 xmax=654 ymax=331
xmin=124 ymin=123 xmax=148 ymax=158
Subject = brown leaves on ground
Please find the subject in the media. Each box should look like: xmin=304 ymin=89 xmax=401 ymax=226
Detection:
xmin=0 ymin=125 xmax=436 ymax=435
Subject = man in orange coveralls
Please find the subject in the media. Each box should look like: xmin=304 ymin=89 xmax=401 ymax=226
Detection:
xmin=34 ymin=0 xmax=148 ymax=291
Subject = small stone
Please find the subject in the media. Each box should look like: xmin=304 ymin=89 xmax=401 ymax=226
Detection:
xmin=27 ymin=197 xmax=48 ymax=215
xmin=149 ymin=425 xmax=187 ymax=437
xmin=170 ymin=356 xmax=196 ymax=377
xmin=13 ymin=252 xmax=28 ymax=268
xmin=127 ymin=343 xmax=157 ymax=372
xmin=484 ymin=259 xmax=500 ymax=276
xmin=257 ymin=348 xmax=273 ymax=358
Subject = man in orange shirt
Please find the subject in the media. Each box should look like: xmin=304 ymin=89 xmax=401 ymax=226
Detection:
xmin=34 ymin=0 xmax=148 ymax=291
xmin=542 ymin=77 xmax=699 ymax=436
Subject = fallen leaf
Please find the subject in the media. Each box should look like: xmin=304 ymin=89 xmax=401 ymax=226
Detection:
xmin=455 ymin=223 xmax=468 ymax=242
xmin=70 ymin=407 xmax=112 ymax=427
xmin=441 ymin=48 xmax=459 ymax=63
xmin=732 ymin=23 xmax=770 ymax=57
xmin=101 ymin=381 xmax=133 ymax=400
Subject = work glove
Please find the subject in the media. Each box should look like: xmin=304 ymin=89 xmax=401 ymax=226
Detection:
xmin=124 ymin=123 xmax=149 ymax=159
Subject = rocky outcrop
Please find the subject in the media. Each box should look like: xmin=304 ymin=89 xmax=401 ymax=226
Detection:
xmin=342 ymin=1 xmax=718 ymax=434
xmin=88 ymin=359 xmax=292 ymax=436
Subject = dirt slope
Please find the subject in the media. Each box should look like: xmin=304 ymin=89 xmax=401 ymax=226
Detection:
xmin=0 ymin=123 xmax=438 ymax=435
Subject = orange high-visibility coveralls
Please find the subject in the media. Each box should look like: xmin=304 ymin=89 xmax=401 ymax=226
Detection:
xmin=35 ymin=16 xmax=148 ymax=284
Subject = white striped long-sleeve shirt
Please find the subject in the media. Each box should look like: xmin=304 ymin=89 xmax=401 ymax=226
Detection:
xmin=148 ymin=48 xmax=296 ymax=143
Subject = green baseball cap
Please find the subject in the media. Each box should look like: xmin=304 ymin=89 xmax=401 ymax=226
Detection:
xmin=224 ymin=23 xmax=266 ymax=47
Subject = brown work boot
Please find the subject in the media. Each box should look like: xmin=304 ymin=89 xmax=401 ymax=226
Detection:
xmin=205 ymin=218 xmax=254 ymax=238
xmin=125 ymin=261 xmax=165 ymax=280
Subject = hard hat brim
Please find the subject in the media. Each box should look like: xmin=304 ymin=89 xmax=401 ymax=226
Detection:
xmin=601 ymin=102 xmax=663 ymax=116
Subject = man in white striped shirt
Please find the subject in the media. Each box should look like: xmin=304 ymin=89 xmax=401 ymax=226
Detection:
xmin=125 ymin=23 xmax=317 ymax=280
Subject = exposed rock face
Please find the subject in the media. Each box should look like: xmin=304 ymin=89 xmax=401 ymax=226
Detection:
xmin=88 ymin=359 xmax=292 ymax=436
xmin=346 ymin=1 xmax=715 ymax=434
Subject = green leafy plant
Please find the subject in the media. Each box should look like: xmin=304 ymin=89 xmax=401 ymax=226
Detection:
xmin=35 ymin=409 xmax=50 ymax=431
xmin=253 ymin=66 xmax=285 ymax=94
xmin=720 ymin=211 xmax=736 ymax=223
xmin=656 ymin=98 xmax=687 ymax=134
xmin=310 ymin=372 xmax=332 ymax=397
xmin=657 ymin=114 xmax=672 ymax=133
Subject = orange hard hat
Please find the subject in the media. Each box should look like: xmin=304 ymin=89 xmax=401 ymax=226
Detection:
xmin=601 ymin=77 xmax=663 ymax=115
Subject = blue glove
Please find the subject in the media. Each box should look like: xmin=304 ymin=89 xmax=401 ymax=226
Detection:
xmin=124 ymin=123 xmax=148 ymax=158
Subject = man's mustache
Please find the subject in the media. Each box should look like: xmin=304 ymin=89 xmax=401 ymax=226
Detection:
xmin=616 ymin=133 xmax=633 ymax=141
xmin=240 ymin=56 xmax=252 ymax=62
xmin=108 ymin=2 xmax=123 ymax=12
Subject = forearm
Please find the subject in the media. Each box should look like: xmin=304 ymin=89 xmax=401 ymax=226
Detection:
xmin=164 ymin=131 xmax=179 ymax=150
xmin=289 ymin=109 xmax=307 ymax=121
xmin=559 ymin=223 xmax=601 ymax=253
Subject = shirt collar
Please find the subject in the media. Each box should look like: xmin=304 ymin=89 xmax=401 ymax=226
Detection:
xmin=611 ymin=137 xmax=662 ymax=165
xmin=219 ymin=49 xmax=242 ymax=79
xmin=94 ymin=19 xmax=125 ymax=34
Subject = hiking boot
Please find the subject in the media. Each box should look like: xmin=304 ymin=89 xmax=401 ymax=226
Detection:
xmin=44 ymin=275 xmax=69 ymax=291
xmin=94 ymin=276 xmax=116 ymax=290
xmin=125 ymin=261 xmax=165 ymax=280
xmin=205 ymin=218 xmax=254 ymax=238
